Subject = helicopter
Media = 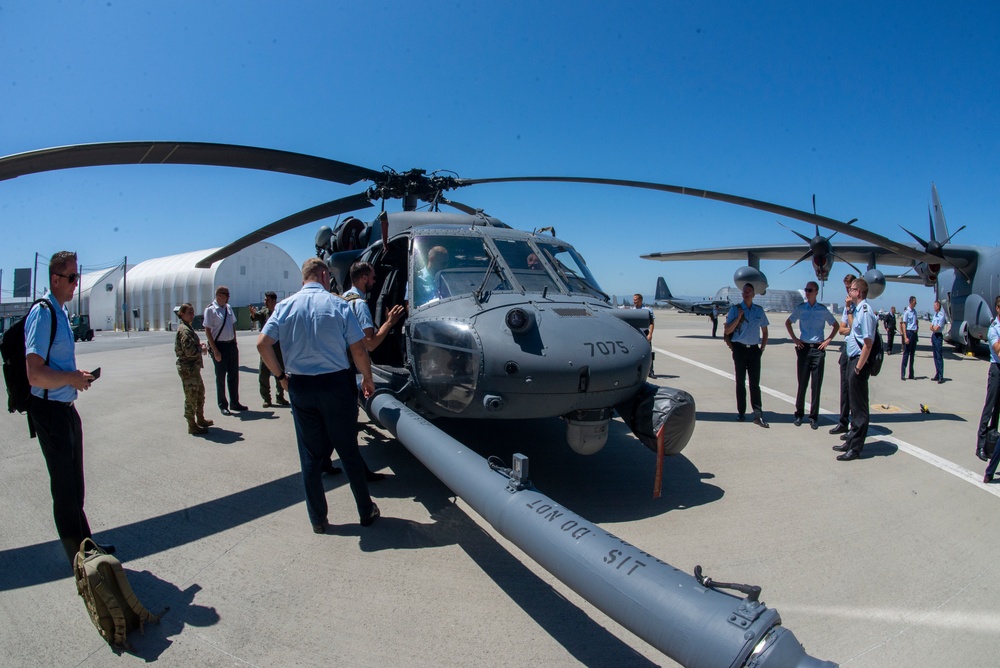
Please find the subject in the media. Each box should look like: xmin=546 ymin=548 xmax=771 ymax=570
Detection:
xmin=0 ymin=141 xmax=873 ymax=456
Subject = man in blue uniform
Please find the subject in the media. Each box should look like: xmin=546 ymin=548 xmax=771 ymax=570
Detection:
xmin=900 ymin=295 xmax=919 ymax=380
xmin=724 ymin=283 xmax=769 ymax=427
xmin=930 ymin=300 xmax=948 ymax=383
xmin=785 ymin=281 xmax=838 ymax=429
xmin=24 ymin=251 xmax=112 ymax=565
xmin=830 ymin=274 xmax=857 ymax=436
xmin=978 ymin=296 xmax=1000 ymax=472
xmin=832 ymin=278 xmax=877 ymax=461
xmin=257 ymin=258 xmax=380 ymax=533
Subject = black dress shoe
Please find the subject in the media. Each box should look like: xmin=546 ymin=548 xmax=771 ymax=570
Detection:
xmin=794 ymin=417 xmax=802 ymax=427
xmin=900 ymin=376 xmax=905 ymax=381
xmin=322 ymin=461 xmax=342 ymax=475
xmin=984 ymin=473 xmax=993 ymax=484
xmin=908 ymin=375 xmax=915 ymax=380
xmin=231 ymin=403 xmax=249 ymax=411
xmin=262 ymin=401 xmax=273 ymax=408
xmin=829 ymin=424 xmax=848 ymax=435
xmin=977 ymin=449 xmax=988 ymax=462
xmin=837 ymin=450 xmax=860 ymax=461
xmin=360 ymin=504 xmax=380 ymax=527
xmin=832 ymin=443 xmax=849 ymax=452
xmin=931 ymin=376 xmax=939 ymax=381
xmin=366 ymin=470 xmax=386 ymax=483
xmin=312 ymin=522 xmax=328 ymax=534
xmin=220 ymin=407 xmax=232 ymax=416
xmin=736 ymin=414 xmax=745 ymax=422
xmin=938 ymin=379 xmax=944 ymax=384
xmin=275 ymin=397 xmax=290 ymax=406
xmin=753 ymin=416 xmax=769 ymax=429
xmin=809 ymin=419 xmax=818 ymax=430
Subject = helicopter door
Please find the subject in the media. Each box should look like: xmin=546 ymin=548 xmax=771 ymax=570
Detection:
xmin=370 ymin=238 xmax=409 ymax=366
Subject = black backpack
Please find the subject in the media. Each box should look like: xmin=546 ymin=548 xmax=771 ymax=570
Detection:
xmin=868 ymin=328 xmax=884 ymax=376
xmin=1 ymin=299 xmax=57 ymax=414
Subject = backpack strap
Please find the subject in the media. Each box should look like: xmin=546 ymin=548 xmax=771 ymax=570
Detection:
xmin=106 ymin=556 xmax=160 ymax=630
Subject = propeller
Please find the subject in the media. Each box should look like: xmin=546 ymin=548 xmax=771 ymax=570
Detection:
xmin=777 ymin=195 xmax=862 ymax=277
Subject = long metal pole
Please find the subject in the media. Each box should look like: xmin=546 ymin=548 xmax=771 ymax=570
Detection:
xmin=32 ymin=252 xmax=38 ymax=300
xmin=366 ymin=392 xmax=835 ymax=667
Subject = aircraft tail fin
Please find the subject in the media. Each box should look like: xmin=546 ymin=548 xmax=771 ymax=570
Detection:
xmin=931 ymin=183 xmax=950 ymax=242
xmin=655 ymin=277 xmax=673 ymax=301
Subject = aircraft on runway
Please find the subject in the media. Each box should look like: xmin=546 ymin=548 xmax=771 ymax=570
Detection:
xmin=653 ymin=277 xmax=730 ymax=314
xmin=644 ymin=185 xmax=994 ymax=352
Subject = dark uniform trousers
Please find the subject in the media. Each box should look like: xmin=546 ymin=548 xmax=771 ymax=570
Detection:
xmin=259 ymin=342 xmax=286 ymax=402
xmin=980 ymin=364 xmax=1000 ymax=475
xmin=795 ymin=344 xmax=826 ymax=421
xmin=885 ymin=325 xmax=896 ymax=354
xmin=731 ymin=342 xmax=763 ymax=418
xmin=837 ymin=347 xmax=851 ymax=428
xmin=931 ymin=332 xmax=944 ymax=379
xmin=845 ymin=356 xmax=873 ymax=454
xmin=901 ymin=330 xmax=918 ymax=378
xmin=212 ymin=339 xmax=241 ymax=409
xmin=29 ymin=397 xmax=92 ymax=564
xmin=287 ymin=370 xmax=375 ymax=526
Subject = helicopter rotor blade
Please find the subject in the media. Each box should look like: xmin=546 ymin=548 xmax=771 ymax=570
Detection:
xmin=439 ymin=197 xmax=482 ymax=215
xmin=0 ymin=141 xmax=381 ymax=185
xmin=195 ymin=191 xmax=373 ymax=268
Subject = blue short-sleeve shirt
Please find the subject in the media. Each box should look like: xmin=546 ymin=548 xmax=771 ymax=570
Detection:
xmin=931 ymin=309 xmax=947 ymax=332
xmin=789 ymin=301 xmax=837 ymax=343
xmin=989 ymin=317 xmax=1000 ymax=364
xmin=343 ymin=286 xmax=374 ymax=332
xmin=24 ymin=292 xmax=78 ymax=402
xmin=847 ymin=300 xmax=877 ymax=358
xmin=262 ymin=282 xmax=365 ymax=375
xmin=902 ymin=306 xmax=918 ymax=332
xmin=726 ymin=302 xmax=769 ymax=345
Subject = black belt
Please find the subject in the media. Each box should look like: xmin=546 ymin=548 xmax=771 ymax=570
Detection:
xmin=802 ymin=342 xmax=823 ymax=348
xmin=33 ymin=396 xmax=74 ymax=407
xmin=216 ymin=339 xmax=236 ymax=344
xmin=731 ymin=342 xmax=759 ymax=348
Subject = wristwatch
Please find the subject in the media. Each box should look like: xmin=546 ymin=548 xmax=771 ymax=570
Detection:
xmin=275 ymin=372 xmax=287 ymax=382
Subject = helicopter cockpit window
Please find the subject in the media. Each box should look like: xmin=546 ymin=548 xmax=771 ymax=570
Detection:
xmin=537 ymin=242 xmax=606 ymax=299
xmin=492 ymin=238 xmax=562 ymax=294
xmin=412 ymin=235 xmax=499 ymax=307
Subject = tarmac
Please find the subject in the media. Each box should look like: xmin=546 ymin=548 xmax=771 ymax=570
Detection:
xmin=1 ymin=312 xmax=998 ymax=667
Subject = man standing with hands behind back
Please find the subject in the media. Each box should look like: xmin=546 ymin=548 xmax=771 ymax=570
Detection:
xmin=204 ymin=285 xmax=247 ymax=415
xmin=25 ymin=251 xmax=113 ymax=566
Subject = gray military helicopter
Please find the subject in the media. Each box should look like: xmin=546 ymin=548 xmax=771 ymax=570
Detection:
xmin=1 ymin=140 xmax=874 ymax=457
xmin=1 ymin=141 xmax=847 ymax=666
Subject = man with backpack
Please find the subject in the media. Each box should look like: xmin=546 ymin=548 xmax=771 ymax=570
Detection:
xmin=23 ymin=251 xmax=112 ymax=565
xmin=724 ymin=283 xmax=770 ymax=428
xmin=832 ymin=278 xmax=877 ymax=462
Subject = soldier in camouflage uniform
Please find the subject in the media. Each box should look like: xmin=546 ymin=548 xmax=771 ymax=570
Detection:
xmin=175 ymin=303 xmax=213 ymax=435
xmin=250 ymin=291 xmax=289 ymax=408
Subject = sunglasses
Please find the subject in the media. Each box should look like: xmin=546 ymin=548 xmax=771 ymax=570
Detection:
xmin=54 ymin=272 xmax=80 ymax=283
xmin=804 ymin=288 xmax=817 ymax=293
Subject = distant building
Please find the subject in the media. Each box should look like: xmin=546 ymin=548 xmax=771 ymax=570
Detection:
xmin=714 ymin=287 xmax=804 ymax=312
xmin=119 ymin=242 xmax=301 ymax=331
xmin=76 ymin=265 xmax=127 ymax=331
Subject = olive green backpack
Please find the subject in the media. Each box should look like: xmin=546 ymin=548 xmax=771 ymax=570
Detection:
xmin=74 ymin=539 xmax=160 ymax=649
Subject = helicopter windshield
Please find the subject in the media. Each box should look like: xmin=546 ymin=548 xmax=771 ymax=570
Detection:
xmin=412 ymin=235 xmax=504 ymax=307
xmin=491 ymin=238 xmax=562 ymax=294
xmin=536 ymin=242 xmax=606 ymax=299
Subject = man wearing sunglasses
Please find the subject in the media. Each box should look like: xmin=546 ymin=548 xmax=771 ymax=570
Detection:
xmin=24 ymin=251 xmax=112 ymax=565
xmin=785 ymin=281 xmax=838 ymax=429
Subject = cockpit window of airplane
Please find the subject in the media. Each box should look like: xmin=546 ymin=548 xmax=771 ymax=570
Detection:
xmin=537 ymin=242 xmax=606 ymax=299
xmin=412 ymin=235 xmax=497 ymax=307
xmin=492 ymin=238 xmax=562 ymax=294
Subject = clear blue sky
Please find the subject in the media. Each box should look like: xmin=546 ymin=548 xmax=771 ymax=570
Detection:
xmin=2 ymin=1 xmax=998 ymax=310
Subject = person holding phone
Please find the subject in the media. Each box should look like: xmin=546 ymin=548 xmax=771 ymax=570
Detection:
xmin=24 ymin=251 xmax=113 ymax=566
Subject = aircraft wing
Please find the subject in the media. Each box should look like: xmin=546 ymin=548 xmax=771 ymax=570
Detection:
xmin=642 ymin=243 xmax=977 ymax=270
xmin=661 ymin=299 xmax=729 ymax=315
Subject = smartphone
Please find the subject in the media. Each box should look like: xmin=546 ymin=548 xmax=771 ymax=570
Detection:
xmin=90 ymin=367 xmax=101 ymax=380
